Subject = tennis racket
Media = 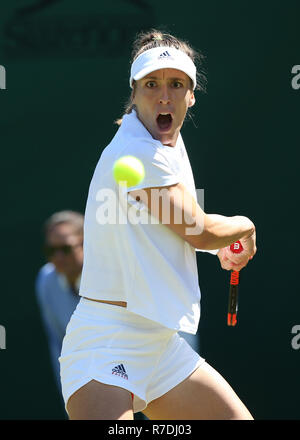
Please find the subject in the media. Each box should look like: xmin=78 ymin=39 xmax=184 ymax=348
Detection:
xmin=227 ymin=241 xmax=244 ymax=326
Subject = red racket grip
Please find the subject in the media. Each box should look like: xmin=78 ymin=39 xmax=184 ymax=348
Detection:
xmin=227 ymin=241 xmax=244 ymax=326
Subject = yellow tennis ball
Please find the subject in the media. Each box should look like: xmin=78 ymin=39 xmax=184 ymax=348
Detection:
xmin=113 ymin=155 xmax=145 ymax=187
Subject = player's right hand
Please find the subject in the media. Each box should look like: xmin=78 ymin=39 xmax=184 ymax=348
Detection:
xmin=217 ymin=228 xmax=256 ymax=271
xmin=239 ymin=228 xmax=257 ymax=260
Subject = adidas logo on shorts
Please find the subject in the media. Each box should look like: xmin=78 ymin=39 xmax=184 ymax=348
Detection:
xmin=112 ymin=363 xmax=128 ymax=380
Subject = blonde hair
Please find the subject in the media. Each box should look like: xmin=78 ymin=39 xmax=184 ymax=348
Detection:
xmin=115 ymin=29 xmax=206 ymax=125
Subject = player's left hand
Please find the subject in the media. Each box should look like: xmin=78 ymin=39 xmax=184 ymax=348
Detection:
xmin=217 ymin=246 xmax=253 ymax=271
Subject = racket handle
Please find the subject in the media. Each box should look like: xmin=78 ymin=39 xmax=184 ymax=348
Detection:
xmin=227 ymin=241 xmax=243 ymax=327
xmin=228 ymin=271 xmax=239 ymax=326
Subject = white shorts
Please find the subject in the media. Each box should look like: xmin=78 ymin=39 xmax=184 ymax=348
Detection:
xmin=59 ymin=297 xmax=205 ymax=414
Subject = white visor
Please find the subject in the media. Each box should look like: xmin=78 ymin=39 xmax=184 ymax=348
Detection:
xmin=129 ymin=46 xmax=197 ymax=90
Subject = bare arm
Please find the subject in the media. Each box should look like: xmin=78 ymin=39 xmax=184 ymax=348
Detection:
xmin=129 ymin=182 xmax=256 ymax=254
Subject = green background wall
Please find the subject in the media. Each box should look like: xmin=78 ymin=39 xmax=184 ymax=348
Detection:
xmin=0 ymin=0 xmax=299 ymax=419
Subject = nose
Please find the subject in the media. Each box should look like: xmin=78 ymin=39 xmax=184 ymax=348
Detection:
xmin=159 ymin=84 xmax=170 ymax=105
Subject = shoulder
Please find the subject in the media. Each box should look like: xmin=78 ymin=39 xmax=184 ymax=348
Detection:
xmin=94 ymin=113 xmax=180 ymax=189
xmin=104 ymin=132 xmax=159 ymax=159
xmin=121 ymin=138 xmax=164 ymax=161
xmin=113 ymin=130 xmax=178 ymax=170
xmin=35 ymin=263 xmax=58 ymax=298
xmin=103 ymin=111 xmax=167 ymax=162
xmin=99 ymin=136 xmax=169 ymax=181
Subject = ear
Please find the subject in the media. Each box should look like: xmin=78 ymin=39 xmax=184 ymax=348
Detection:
xmin=188 ymin=92 xmax=195 ymax=108
xmin=131 ymin=81 xmax=136 ymax=103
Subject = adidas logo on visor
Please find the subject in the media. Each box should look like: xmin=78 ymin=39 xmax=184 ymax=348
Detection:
xmin=158 ymin=50 xmax=174 ymax=60
xmin=112 ymin=363 xmax=128 ymax=380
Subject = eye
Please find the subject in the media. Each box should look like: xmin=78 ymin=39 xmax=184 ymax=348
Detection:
xmin=172 ymin=80 xmax=184 ymax=88
xmin=146 ymin=80 xmax=157 ymax=88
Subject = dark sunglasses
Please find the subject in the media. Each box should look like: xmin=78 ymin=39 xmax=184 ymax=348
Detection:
xmin=44 ymin=243 xmax=82 ymax=258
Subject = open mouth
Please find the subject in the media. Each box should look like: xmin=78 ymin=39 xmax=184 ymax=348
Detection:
xmin=156 ymin=113 xmax=173 ymax=131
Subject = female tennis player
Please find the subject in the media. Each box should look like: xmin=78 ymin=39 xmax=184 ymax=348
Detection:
xmin=59 ymin=29 xmax=257 ymax=420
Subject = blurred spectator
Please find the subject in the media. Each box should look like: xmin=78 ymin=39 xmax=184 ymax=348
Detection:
xmin=35 ymin=210 xmax=83 ymax=390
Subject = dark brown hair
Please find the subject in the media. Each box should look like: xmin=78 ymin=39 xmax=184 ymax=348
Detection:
xmin=115 ymin=29 xmax=206 ymax=125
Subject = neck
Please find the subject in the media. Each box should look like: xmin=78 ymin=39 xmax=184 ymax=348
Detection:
xmin=66 ymin=271 xmax=80 ymax=289
xmin=163 ymin=129 xmax=181 ymax=147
